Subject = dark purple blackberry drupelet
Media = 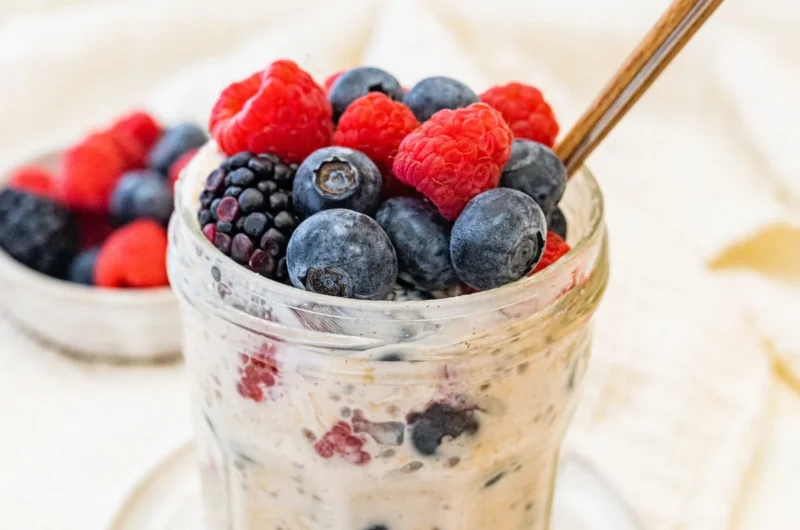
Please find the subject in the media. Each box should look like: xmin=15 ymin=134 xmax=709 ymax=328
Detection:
xmin=197 ymin=152 xmax=299 ymax=283
xmin=0 ymin=188 xmax=78 ymax=278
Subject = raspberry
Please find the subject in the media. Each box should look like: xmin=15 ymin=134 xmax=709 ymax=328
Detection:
xmin=8 ymin=166 xmax=56 ymax=199
xmin=480 ymin=82 xmax=559 ymax=147
xmin=236 ymin=342 xmax=279 ymax=402
xmin=323 ymin=71 xmax=343 ymax=93
xmin=333 ymin=93 xmax=420 ymax=197
xmin=531 ymin=231 xmax=570 ymax=274
xmin=392 ymin=103 xmax=513 ymax=220
xmin=209 ymin=60 xmax=333 ymax=164
xmin=94 ymin=220 xmax=169 ymax=288
xmin=109 ymin=112 xmax=163 ymax=170
xmin=313 ymin=421 xmax=371 ymax=466
xmin=58 ymin=133 xmax=126 ymax=212
xmin=168 ymin=148 xmax=198 ymax=187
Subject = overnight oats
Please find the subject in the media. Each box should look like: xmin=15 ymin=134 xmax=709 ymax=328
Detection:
xmin=168 ymin=60 xmax=608 ymax=530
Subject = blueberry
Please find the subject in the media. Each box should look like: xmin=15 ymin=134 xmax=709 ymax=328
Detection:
xmin=110 ymin=170 xmax=174 ymax=226
xmin=450 ymin=188 xmax=546 ymax=291
xmin=286 ymin=209 xmax=397 ymax=300
xmin=403 ymin=76 xmax=478 ymax=122
xmin=147 ymin=123 xmax=208 ymax=175
xmin=408 ymin=403 xmax=479 ymax=456
xmin=66 ymin=248 xmax=100 ymax=285
xmin=329 ymin=66 xmax=404 ymax=122
xmin=293 ymin=147 xmax=382 ymax=219
xmin=500 ymin=139 xmax=567 ymax=217
xmin=548 ymin=206 xmax=567 ymax=240
xmin=376 ymin=197 xmax=458 ymax=291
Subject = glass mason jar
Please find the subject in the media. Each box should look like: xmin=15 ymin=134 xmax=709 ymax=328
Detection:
xmin=168 ymin=145 xmax=608 ymax=530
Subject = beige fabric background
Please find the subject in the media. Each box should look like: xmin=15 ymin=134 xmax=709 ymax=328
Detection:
xmin=1 ymin=0 xmax=799 ymax=528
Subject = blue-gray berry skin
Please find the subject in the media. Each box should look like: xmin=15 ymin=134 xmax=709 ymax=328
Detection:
xmin=547 ymin=206 xmax=567 ymax=240
xmin=500 ymin=139 xmax=566 ymax=217
xmin=376 ymin=197 xmax=457 ymax=291
xmin=403 ymin=76 xmax=478 ymax=122
xmin=147 ymin=123 xmax=208 ymax=175
xmin=329 ymin=67 xmax=404 ymax=122
xmin=66 ymin=248 xmax=100 ymax=285
xmin=110 ymin=170 xmax=174 ymax=226
xmin=450 ymin=188 xmax=546 ymax=291
xmin=287 ymin=209 xmax=398 ymax=300
xmin=293 ymin=147 xmax=382 ymax=220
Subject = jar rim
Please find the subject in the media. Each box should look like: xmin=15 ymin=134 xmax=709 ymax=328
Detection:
xmin=172 ymin=143 xmax=606 ymax=319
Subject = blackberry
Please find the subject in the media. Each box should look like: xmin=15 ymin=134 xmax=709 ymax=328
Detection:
xmin=197 ymin=152 xmax=299 ymax=283
xmin=0 ymin=188 xmax=78 ymax=278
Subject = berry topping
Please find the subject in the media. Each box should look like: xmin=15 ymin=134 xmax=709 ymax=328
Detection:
xmin=110 ymin=111 xmax=162 ymax=154
xmin=500 ymin=139 xmax=566 ymax=217
xmin=407 ymin=402 xmax=479 ymax=456
xmin=0 ymin=188 xmax=78 ymax=278
xmin=8 ymin=166 xmax=57 ymax=199
xmin=168 ymin=148 xmax=198 ymax=186
xmin=323 ymin=71 xmax=343 ymax=93
xmin=147 ymin=123 xmax=208 ymax=175
xmin=480 ymin=82 xmax=559 ymax=147
xmin=94 ymin=220 xmax=169 ymax=288
xmin=236 ymin=343 xmax=279 ymax=402
xmin=197 ymin=152 xmax=298 ymax=283
xmin=547 ymin=206 xmax=567 ymax=240
xmin=332 ymin=93 xmax=419 ymax=197
xmin=450 ymin=188 xmax=546 ymax=290
xmin=66 ymin=247 xmax=100 ymax=285
xmin=403 ymin=76 xmax=478 ymax=122
xmin=210 ymin=60 xmax=333 ymax=163
xmin=292 ymin=146 xmax=382 ymax=219
xmin=376 ymin=197 xmax=457 ymax=291
xmin=328 ymin=66 xmax=404 ymax=122
xmin=286 ymin=209 xmax=398 ymax=300
xmin=313 ymin=421 xmax=371 ymax=466
xmin=59 ymin=132 xmax=127 ymax=212
xmin=109 ymin=170 xmax=174 ymax=226
xmin=75 ymin=211 xmax=114 ymax=249
xmin=392 ymin=103 xmax=513 ymax=220
xmin=531 ymin=231 xmax=571 ymax=274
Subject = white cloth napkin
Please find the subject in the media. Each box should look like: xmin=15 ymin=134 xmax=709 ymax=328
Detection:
xmin=1 ymin=0 xmax=798 ymax=529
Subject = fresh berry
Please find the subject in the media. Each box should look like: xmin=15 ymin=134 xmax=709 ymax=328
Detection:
xmin=66 ymin=247 xmax=100 ymax=285
xmin=547 ymin=206 xmax=567 ymax=240
xmin=328 ymin=66 xmax=404 ymax=122
xmin=407 ymin=402 xmax=479 ymax=456
xmin=75 ymin=212 xmax=114 ymax=249
xmin=323 ymin=71 xmax=343 ymax=93
xmin=293 ymin=146 xmax=382 ymax=219
xmin=480 ymin=82 xmax=559 ymax=147
xmin=500 ymin=139 xmax=566 ymax=217
xmin=531 ymin=231 xmax=571 ymax=274
xmin=94 ymin=220 xmax=169 ymax=288
xmin=236 ymin=343 xmax=279 ymax=402
xmin=0 ymin=188 xmax=78 ymax=277
xmin=376 ymin=197 xmax=457 ymax=291
xmin=313 ymin=421 xmax=370 ymax=466
xmin=450 ymin=188 xmax=546 ymax=290
xmin=8 ymin=166 xmax=56 ymax=199
xmin=111 ymin=111 xmax=162 ymax=152
xmin=59 ymin=132 xmax=127 ymax=212
xmin=197 ymin=152 xmax=299 ymax=283
xmin=403 ymin=76 xmax=478 ymax=122
xmin=147 ymin=123 xmax=207 ymax=175
xmin=210 ymin=60 xmax=333 ymax=163
xmin=392 ymin=103 xmax=513 ymax=220
xmin=332 ymin=93 xmax=419 ymax=197
xmin=168 ymin=148 xmax=198 ymax=186
xmin=286 ymin=209 xmax=397 ymax=300
xmin=110 ymin=170 xmax=174 ymax=226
